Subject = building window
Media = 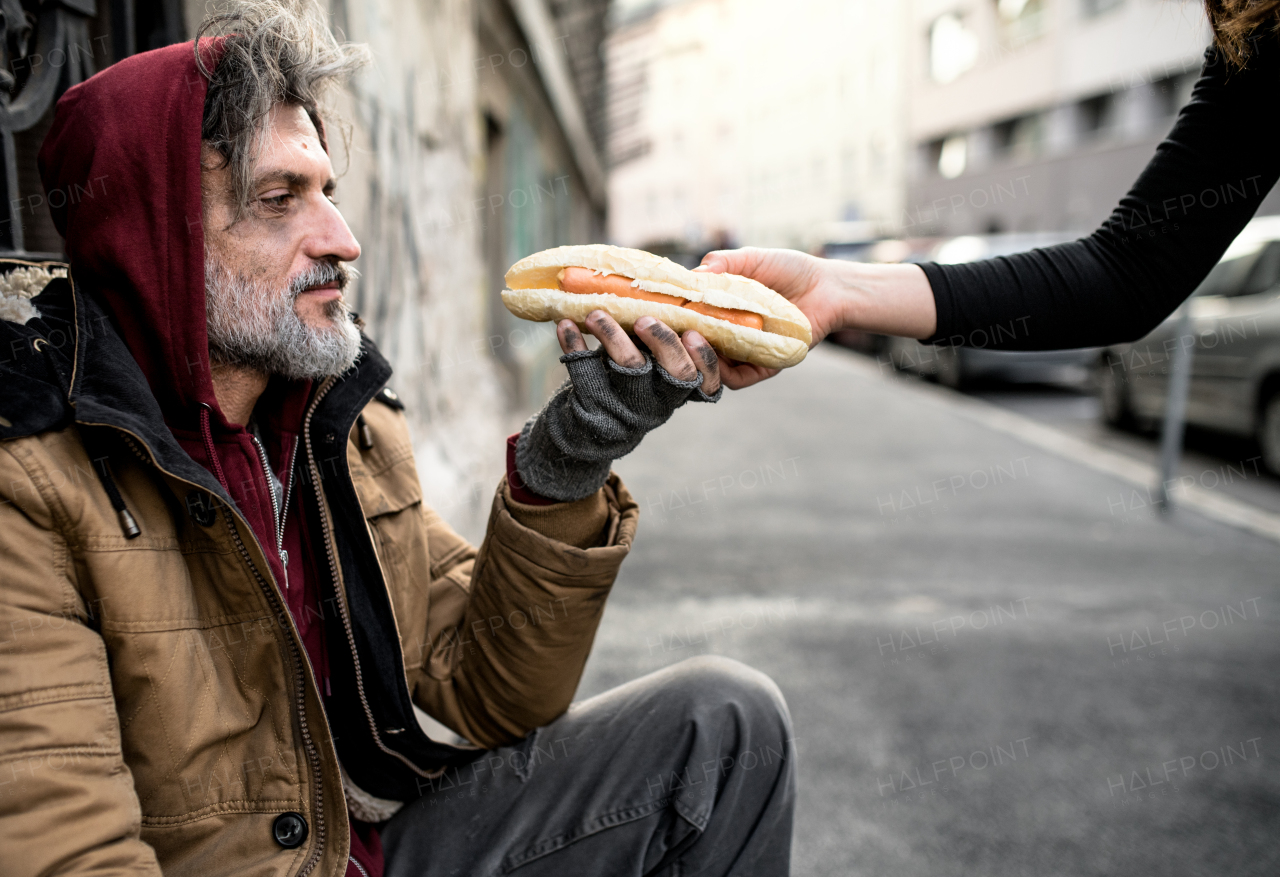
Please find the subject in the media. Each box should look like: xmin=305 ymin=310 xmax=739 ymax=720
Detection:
xmin=929 ymin=13 xmax=980 ymax=84
xmin=1077 ymin=92 xmax=1116 ymax=138
xmin=938 ymin=134 xmax=968 ymax=178
xmin=991 ymin=112 xmax=1045 ymax=162
xmin=1081 ymin=0 xmax=1125 ymax=18
xmin=996 ymin=0 xmax=1047 ymax=47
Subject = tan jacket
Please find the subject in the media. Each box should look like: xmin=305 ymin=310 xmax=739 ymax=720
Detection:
xmin=0 ymin=276 xmax=639 ymax=876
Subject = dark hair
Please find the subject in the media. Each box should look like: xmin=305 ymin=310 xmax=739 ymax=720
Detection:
xmin=1205 ymin=0 xmax=1280 ymax=67
xmin=197 ymin=0 xmax=369 ymax=218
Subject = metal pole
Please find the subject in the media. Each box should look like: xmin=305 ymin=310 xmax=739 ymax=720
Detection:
xmin=1155 ymin=301 xmax=1195 ymax=509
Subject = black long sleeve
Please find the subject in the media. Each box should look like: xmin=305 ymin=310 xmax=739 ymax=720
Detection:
xmin=921 ymin=38 xmax=1280 ymax=351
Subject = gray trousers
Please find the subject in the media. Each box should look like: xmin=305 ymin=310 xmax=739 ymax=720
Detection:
xmin=382 ymin=656 xmax=796 ymax=877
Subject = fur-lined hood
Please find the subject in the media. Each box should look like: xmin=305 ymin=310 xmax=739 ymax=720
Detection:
xmin=0 ymin=263 xmax=66 ymax=324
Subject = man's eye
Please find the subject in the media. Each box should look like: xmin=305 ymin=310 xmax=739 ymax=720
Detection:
xmin=255 ymin=192 xmax=293 ymax=214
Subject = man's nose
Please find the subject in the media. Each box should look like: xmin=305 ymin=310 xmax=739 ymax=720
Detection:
xmin=306 ymin=197 xmax=361 ymax=264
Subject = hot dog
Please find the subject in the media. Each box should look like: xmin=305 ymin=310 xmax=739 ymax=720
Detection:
xmin=557 ymin=266 xmax=687 ymax=307
xmin=682 ymin=301 xmax=766 ymax=332
xmin=557 ymin=266 xmax=767 ymax=331
xmin=502 ymin=245 xmax=811 ymax=368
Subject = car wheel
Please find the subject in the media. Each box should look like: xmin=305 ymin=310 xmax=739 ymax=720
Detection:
xmin=936 ymin=346 xmax=965 ymax=389
xmin=1258 ymin=391 xmax=1280 ymax=476
xmin=1098 ymin=354 xmax=1134 ymax=429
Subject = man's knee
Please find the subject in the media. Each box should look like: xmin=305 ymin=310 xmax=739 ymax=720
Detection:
xmin=664 ymin=655 xmax=792 ymax=740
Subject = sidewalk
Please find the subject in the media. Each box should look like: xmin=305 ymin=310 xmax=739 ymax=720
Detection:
xmin=577 ymin=343 xmax=1280 ymax=877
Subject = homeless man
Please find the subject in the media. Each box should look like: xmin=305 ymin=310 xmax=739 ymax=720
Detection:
xmin=0 ymin=3 xmax=794 ymax=876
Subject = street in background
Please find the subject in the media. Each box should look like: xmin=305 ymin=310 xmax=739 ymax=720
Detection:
xmin=1100 ymin=215 xmax=1280 ymax=473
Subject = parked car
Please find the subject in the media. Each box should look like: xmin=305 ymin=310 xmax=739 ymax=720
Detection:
xmin=1099 ymin=216 xmax=1280 ymax=473
xmin=886 ymin=233 xmax=1099 ymax=388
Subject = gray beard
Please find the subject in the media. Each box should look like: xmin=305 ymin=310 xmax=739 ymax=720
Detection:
xmin=205 ymin=258 xmax=362 ymax=380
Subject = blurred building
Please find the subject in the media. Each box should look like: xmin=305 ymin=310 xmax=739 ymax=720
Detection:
xmin=0 ymin=0 xmax=607 ymax=538
xmin=606 ymin=0 xmax=908 ymax=254
xmin=904 ymin=0 xmax=1268 ymax=237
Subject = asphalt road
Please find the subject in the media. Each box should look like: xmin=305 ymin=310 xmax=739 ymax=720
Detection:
xmin=575 ymin=343 xmax=1280 ymax=877
xmin=968 ymin=380 xmax=1280 ymax=516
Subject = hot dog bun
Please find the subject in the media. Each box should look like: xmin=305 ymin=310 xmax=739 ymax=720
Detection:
xmin=502 ymin=244 xmax=812 ymax=369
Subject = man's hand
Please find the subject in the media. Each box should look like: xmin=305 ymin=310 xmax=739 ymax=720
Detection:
xmin=696 ymin=247 xmax=937 ymax=390
xmin=513 ymin=309 xmax=723 ymax=503
xmin=556 ymin=310 xmax=720 ymax=397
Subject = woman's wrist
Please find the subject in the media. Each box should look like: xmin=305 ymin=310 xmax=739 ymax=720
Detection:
xmin=828 ymin=260 xmax=937 ymax=340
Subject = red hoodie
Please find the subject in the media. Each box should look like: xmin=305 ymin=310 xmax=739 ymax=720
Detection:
xmin=39 ymin=40 xmax=382 ymax=877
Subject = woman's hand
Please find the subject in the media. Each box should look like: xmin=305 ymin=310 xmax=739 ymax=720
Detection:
xmin=695 ymin=247 xmax=937 ymax=389
xmin=697 ymin=247 xmax=844 ymax=342
xmin=694 ymin=248 xmax=841 ymax=390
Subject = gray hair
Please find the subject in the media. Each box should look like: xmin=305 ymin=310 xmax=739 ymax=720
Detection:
xmin=205 ymin=256 xmax=363 ymax=378
xmin=197 ymin=0 xmax=370 ymax=219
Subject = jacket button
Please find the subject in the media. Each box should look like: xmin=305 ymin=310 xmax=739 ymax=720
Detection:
xmin=272 ymin=812 xmax=308 ymax=848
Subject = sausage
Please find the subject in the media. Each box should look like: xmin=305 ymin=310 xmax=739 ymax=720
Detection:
xmin=558 ymin=266 xmax=765 ymax=330
xmin=682 ymin=301 xmax=765 ymax=331
xmin=558 ymin=266 xmax=686 ymax=306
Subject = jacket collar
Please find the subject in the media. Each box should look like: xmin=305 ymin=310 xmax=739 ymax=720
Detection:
xmin=39 ymin=272 xmax=391 ymax=504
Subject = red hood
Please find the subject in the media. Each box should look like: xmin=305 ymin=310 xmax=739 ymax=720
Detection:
xmin=39 ymin=38 xmax=248 ymax=434
xmin=38 ymin=39 xmax=314 ymax=581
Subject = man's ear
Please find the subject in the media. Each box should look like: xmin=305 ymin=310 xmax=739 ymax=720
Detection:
xmin=199 ymin=142 xmax=235 ymax=232
xmin=199 ymin=141 xmax=230 ymax=172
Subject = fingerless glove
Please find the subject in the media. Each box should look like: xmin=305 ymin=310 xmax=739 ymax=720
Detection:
xmin=514 ymin=348 xmax=722 ymax=502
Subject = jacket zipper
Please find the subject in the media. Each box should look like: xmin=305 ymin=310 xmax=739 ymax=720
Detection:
xmin=303 ymin=383 xmax=450 ymax=778
xmin=348 ymin=856 xmax=370 ymax=877
xmin=250 ymin=433 xmax=297 ymax=588
xmin=67 ymin=282 xmax=332 ymax=873
xmin=113 ymin=430 xmax=328 ymax=877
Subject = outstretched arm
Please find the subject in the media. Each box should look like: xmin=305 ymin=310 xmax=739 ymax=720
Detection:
xmin=701 ymin=39 xmax=1280 ymax=382
xmin=409 ymin=310 xmax=722 ymax=744
xmin=921 ymin=40 xmax=1280 ymax=351
xmin=694 ymin=250 xmax=935 ymax=389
